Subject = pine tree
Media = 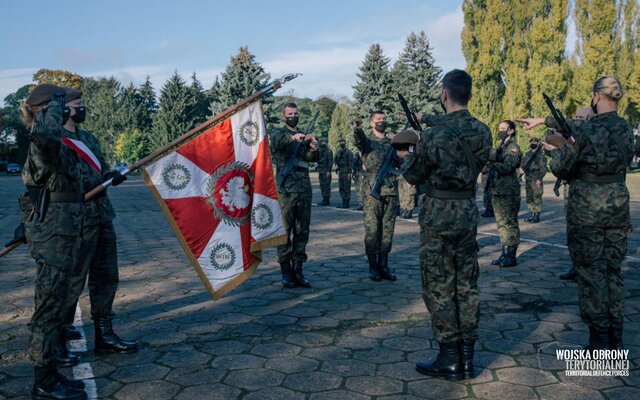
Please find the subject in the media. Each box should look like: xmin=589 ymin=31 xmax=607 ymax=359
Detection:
xmin=138 ymin=76 xmax=158 ymax=132
xmin=392 ymin=31 xmax=443 ymax=121
xmin=118 ymin=83 xmax=147 ymax=132
xmin=352 ymin=44 xmax=395 ymax=126
xmin=151 ymin=71 xmax=193 ymax=148
xmin=210 ymin=47 xmax=271 ymax=117
xmin=188 ymin=72 xmax=209 ymax=127
xmin=328 ymin=102 xmax=353 ymax=152
xmin=82 ymin=77 xmax=123 ymax=162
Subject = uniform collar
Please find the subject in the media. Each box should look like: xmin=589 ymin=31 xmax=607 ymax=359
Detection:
xmin=592 ymin=111 xmax=617 ymax=122
xmin=442 ymin=109 xmax=471 ymax=121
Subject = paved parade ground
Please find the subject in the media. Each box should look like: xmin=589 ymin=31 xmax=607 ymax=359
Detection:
xmin=1 ymin=173 xmax=639 ymax=399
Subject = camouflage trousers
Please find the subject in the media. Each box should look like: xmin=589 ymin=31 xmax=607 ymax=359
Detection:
xmin=420 ymin=226 xmax=480 ymax=343
xmin=567 ymin=223 xmax=629 ymax=330
xmin=338 ymin=171 xmax=352 ymax=201
xmin=399 ymin=179 xmax=416 ymax=211
xmin=277 ymin=190 xmax=312 ymax=263
xmin=63 ymin=213 xmax=119 ymax=325
xmin=27 ymin=203 xmax=82 ymax=366
xmin=363 ymin=194 xmax=397 ymax=254
xmin=318 ymin=171 xmax=332 ymax=199
xmin=481 ymin=174 xmax=493 ymax=212
xmin=525 ymin=177 xmax=543 ymax=213
xmin=492 ymin=194 xmax=520 ymax=246
xmin=354 ymin=174 xmax=365 ymax=208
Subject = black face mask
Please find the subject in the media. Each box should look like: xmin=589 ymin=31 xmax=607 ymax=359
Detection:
xmin=62 ymin=106 xmax=70 ymax=125
xmin=498 ymin=130 xmax=508 ymax=140
xmin=374 ymin=121 xmax=387 ymax=133
xmin=340 ymin=143 xmax=346 ymax=148
xmin=590 ymin=97 xmax=598 ymax=115
xmin=71 ymin=106 xmax=86 ymax=123
xmin=285 ymin=116 xmax=299 ymax=128
xmin=530 ymin=143 xmax=538 ymax=149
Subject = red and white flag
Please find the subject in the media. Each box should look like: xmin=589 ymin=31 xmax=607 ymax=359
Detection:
xmin=143 ymin=101 xmax=286 ymax=299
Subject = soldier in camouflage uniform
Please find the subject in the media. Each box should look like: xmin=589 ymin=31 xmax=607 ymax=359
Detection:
xmin=398 ymin=175 xmax=416 ymax=218
xmin=401 ymin=69 xmax=492 ymax=380
xmin=487 ymin=121 xmax=522 ymax=268
xmin=316 ymin=138 xmax=333 ymax=206
xmin=353 ymin=111 xmax=397 ymax=282
xmin=19 ymin=84 xmax=88 ymax=400
xmin=60 ymin=88 xmax=138 ymax=357
xmin=480 ymin=167 xmax=494 ymax=217
xmin=352 ymin=151 xmax=364 ymax=210
xmin=519 ymin=75 xmax=633 ymax=351
xmin=270 ymin=103 xmax=320 ymax=288
xmin=334 ymin=139 xmax=354 ymax=208
xmin=518 ymin=137 xmax=546 ymax=223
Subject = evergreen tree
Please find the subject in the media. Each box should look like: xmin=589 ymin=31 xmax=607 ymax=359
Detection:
xmin=352 ymin=44 xmax=395 ymax=126
xmin=82 ymin=77 xmax=123 ymax=162
xmin=151 ymin=71 xmax=193 ymax=148
xmin=188 ymin=72 xmax=209 ymax=127
xmin=210 ymin=47 xmax=271 ymax=117
xmin=328 ymin=102 xmax=353 ymax=152
xmin=138 ymin=76 xmax=158 ymax=132
xmin=392 ymin=31 xmax=442 ymax=120
xmin=118 ymin=83 xmax=147 ymax=132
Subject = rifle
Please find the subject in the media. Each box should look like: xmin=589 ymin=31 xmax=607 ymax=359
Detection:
xmin=398 ymin=93 xmax=423 ymax=131
xmin=484 ymin=133 xmax=509 ymax=193
xmin=542 ymin=93 xmax=574 ymax=196
xmin=276 ymin=111 xmax=320 ymax=195
xmin=522 ymin=140 xmax=543 ymax=175
xmin=370 ymin=146 xmax=402 ymax=201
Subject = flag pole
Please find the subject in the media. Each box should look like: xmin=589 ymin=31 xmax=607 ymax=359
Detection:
xmin=0 ymin=73 xmax=301 ymax=259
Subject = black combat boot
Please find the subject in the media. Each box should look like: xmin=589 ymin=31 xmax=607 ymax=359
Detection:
xmin=280 ymin=261 xmax=297 ymax=288
xmin=398 ymin=208 xmax=406 ymax=217
xmin=55 ymin=332 xmax=79 ymax=367
xmin=32 ymin=365 xmax=87 ymax=400
xmin=292 ymin=261 xmax=311 ymax=288
xmin=367 ymin=254 xmax=381 ymax=282
xmin=415 ymin=341 xmax=464 ymax=381
xmin=461 ymin=339 xmax=476 ymax=379
xmin=354 ymin=204 xmax=363 ymax=211
xmin=559 ymin=266 xmax=577 ymax=281
xmin=531 ymin=212 xmax=540 ymax=223
xmin=481 ymin=208 xmax=494 ymax=218
xmin=317 ymin=197 xmax=329 ymax=206
xmin=94 ymin=319 xmax=138 ymax=355
xmin=378 ymin=252 xmax=396 ymax=281
xmin=584 ymin=326 xmax=610 ymax=352
xmin=64 ymin=325 xmax=82 ymax=341
xmin=499 ymin=246 xmax=518 ymax=268
xmin=524 ymin=212 xmax=533 ymax=222
xmin=403 ymin=209 xmax=413 ymax=219
xmin=341 ymin=199 xmax=349 ymax=209
xmin=609 ymin=322 xmax=624 ymax=350
xmin=345 ymin=199 xmax=350 ymax=209
xmin=491 ymin=247 xmax=506 ymax=265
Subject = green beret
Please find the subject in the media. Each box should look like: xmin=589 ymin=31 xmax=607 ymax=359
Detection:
xmin=64 ymin=87 xmax=82 ymax=102
xmin=26 ymin=83 xmax=64 ymax=106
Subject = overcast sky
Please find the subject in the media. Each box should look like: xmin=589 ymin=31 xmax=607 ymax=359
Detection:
xmin=0 ymin=0 xmax=469 ymax=101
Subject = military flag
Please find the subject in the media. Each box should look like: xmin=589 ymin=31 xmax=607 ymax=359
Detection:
xmin=143 ymin=101 xmax=286 ymax=299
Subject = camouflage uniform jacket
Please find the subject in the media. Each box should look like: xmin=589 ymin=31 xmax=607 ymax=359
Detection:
xmin=334 ymin=147 xmax=353 ymax=172
xmin=521 ymin=148 xmax=547 ymax=181
xmin=489 ymin=138 xmax=521 ymax=196
xmin=270 ymin=125 xmax=320 ymax=194
xmin=353 ymin=129 xmax=398 ymax=197
xmin=316 ymin=146 xmax=333 ymax=173
xmin=546 ymin=112 xmax=633 ymax=227
xmin=63 ymin=128 xmax=116 ymax=222
xmin=352 ymin=152 xmax=363 ymax=176
xmin=404 ymin=109 xmax=492 ymax=230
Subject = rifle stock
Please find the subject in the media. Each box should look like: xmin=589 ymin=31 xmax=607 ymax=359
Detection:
xmin=370 ymin=147 xmax=401 ymax=201
xmin=277 ymin=111 xmax=320 ymax=195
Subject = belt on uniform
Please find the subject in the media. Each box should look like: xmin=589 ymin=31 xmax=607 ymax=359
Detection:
xmin=49 ymin=192 xmax=83 ymax=202
xmin=576 ymin=172 xmax=625 ymax=183
xmin=425 ymin=187 xmax=474 ymax=199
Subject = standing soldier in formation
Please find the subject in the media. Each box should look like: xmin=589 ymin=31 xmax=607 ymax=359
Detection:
xmin=519 ymin=75 xmax=633 ymax=351
xmin=316 ymin=138 xmax=333 ymax=206
xmin=400 ymin=69 xmax=492 ymax=381
xmin=488 ymin=121 xmax=522 ymax=268
xmin=334 ymin=138 xmax=354 ymax=208
xmin=353 ymin=111 xmax=397 ymax=282
xmin=60 ymin=87 xmax=138 ymax=358
xmin=352 ymin=151 xmax=364 ymax=210
xmin=518 ymin=137 xmax=546 ymax=223
xmin=398 ymin=175 xmax=416 ymax=219
xmin=19 ymin=84 xmax=88 ymax=400
xmin=270 ymin=103 xmax=320 ymax=288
